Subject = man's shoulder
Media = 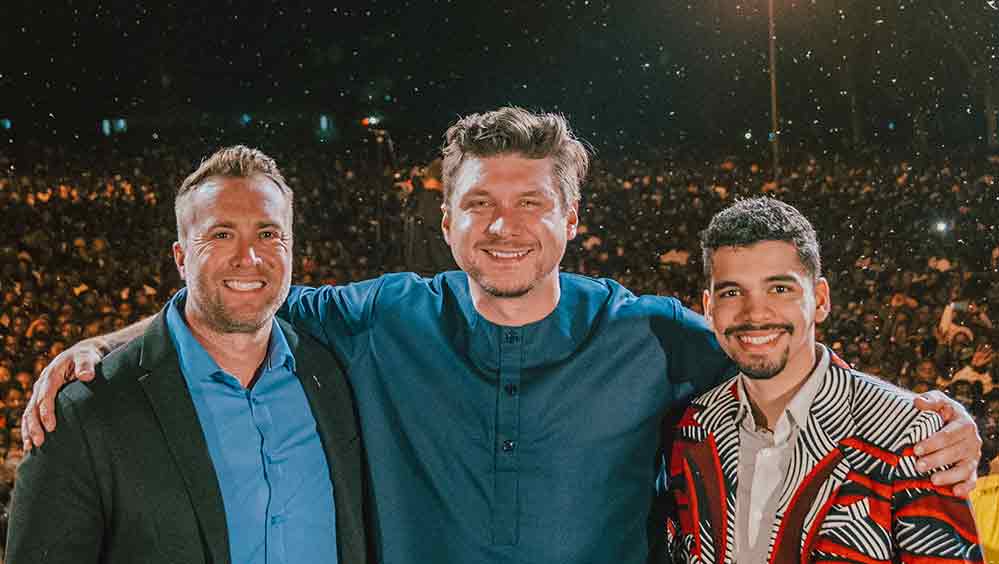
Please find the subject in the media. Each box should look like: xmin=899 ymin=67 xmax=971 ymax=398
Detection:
xmin=839 ymin=366 xmax=944 ymax=451
xmin=60 ymin=335 xmax=149 ymax=414
xmin=560 ymin=273 xmax=687 ymax=318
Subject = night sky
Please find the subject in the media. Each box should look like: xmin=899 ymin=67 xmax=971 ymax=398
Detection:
xmin=3 ymin=0 xmax=997 ymax=155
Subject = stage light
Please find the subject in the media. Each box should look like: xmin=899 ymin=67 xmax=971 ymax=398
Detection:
xmin=744 ymin=131 xmax=753 ymax=140
xmin=935 ymin=221 xmax=948 ymax=232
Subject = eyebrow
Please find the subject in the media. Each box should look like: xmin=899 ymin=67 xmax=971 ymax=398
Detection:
xmin=459 ymin=188 xmax=547 ymax=201
xmin=712 ymin=275 xmax=801 ymax=292
xmin=207 ymin=221 xmax=283 ymax=230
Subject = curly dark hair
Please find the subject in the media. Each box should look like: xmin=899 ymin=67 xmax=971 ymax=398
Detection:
xmin=700 ymin=197 xmax=821 ymax=281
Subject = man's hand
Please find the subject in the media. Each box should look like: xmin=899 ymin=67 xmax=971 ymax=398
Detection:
xmin=22 ymin=339 xmax=105 ymax=450
xmin=913 ymin=390 xmax=982 ymax=497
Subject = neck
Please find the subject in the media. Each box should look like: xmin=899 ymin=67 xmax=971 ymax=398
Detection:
xmin=184 ymin=306 xmax=272 ymax=388
xmin=743 ymin=344 xmax=819 ymax=430
xmin=469 ymin=272 xmax=560 ymax=327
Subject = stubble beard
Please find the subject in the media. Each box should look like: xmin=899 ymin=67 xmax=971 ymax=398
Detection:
xmin=738 ymin=346 xmax=791 ymax=380
xmin=194 ymin=277 xmax=287 ymax=334
xmin=466 ymin=263 xmax=545 ymax=299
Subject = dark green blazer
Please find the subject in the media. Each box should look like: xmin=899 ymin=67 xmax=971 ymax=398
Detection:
xmin=7 ymin=310 xmax=372 ymax=564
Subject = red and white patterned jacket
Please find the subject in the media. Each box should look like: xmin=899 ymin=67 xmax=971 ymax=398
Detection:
xmin=666 ymin=351 xmax=982 ymax=563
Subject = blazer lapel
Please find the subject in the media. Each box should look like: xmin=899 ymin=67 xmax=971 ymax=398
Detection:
xmin=278 ymin=319 xmax=365 ymax=562
xmin=138 ymin=312 xmax=231 ymax=564
xmin=767 ymin=360 xmax=856 ymax=563
xmin=279 ymin=318 xmax=359 ymax=455
xmin=693 ymin=381 xmax=743 ymax=564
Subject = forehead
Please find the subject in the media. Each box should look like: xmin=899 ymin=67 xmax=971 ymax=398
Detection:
xmin=710 ymin=241 xmax=810 ymax=282
xmin=182 ymin=174 xmax=290 ymax=229
xmin=452 ymin=155 xmax=556 ymax=201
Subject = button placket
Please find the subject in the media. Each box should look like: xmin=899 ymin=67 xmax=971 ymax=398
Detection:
xmin=493 ymin=326 xmax=522 ymax=546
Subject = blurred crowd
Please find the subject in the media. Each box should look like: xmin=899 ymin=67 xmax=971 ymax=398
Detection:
xmin=1 ymin=143 xmax=997 ymax=493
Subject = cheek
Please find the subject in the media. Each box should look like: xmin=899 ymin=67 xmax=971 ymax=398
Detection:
xmin=539 ymin=214 xmax=562 ymax=234
xmin=454 ymin=213 xmax=475 ymax=232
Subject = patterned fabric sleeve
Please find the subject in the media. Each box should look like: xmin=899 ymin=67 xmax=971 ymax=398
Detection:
xmin=891 ymin=410 xmax=984 ymax=563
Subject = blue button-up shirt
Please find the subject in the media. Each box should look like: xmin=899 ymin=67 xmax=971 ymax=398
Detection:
xmin=165 ymin=296 xmax=338 ymax=564
xmin=282 ymin=271 xmax=735 ymax=564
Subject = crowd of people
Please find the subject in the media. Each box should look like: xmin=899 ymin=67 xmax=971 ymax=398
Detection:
xmin=1 ymin=141 xmax=997 ymax=489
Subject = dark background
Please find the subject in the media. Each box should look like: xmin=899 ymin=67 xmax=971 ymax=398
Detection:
xmin=3 ymin=0 xmax=997 ymax=161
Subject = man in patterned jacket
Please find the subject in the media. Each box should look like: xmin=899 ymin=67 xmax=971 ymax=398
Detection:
xmin=667 ymin=197 xmax=982 ymax=563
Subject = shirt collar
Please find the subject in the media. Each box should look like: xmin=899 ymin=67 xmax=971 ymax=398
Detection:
xmin=165 ymin=289 xmax=296 ymax=386
xmin=735 ymin=344 xmax=830 ymax=443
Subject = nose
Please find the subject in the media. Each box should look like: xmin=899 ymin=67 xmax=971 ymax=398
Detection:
xmin=738 ymin=292 xmax=774 ymax=324
xmin=231 ymin=240 xmax=263 ymax=268
xmin=486 ymin=206 xmax=519 ymax=237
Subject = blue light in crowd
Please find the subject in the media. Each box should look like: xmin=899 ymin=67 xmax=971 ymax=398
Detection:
xmin=114 ymin=118 xmax=127 ymax=132
xmin=240 ymin=113 xmax=252 ymax=126
xmin=101 ymin=119 xmax=112 ymax=136
xmin=888 ymin=121 xmax=896 ymax=131
xmin=319 ymin=115 xmax=329 ymax=131
xmin=0 ymin=118 xmax=10 ymax=130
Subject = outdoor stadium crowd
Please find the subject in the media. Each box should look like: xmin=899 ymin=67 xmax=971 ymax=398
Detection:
xmin=1 ymin=142 xmax=997 ymax=497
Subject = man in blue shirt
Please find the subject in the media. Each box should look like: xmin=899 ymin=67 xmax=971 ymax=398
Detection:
xmin=24 ymin=109 xmax=982 ymax=564
xmin=8 ymin=147 xmax=371 ymax=564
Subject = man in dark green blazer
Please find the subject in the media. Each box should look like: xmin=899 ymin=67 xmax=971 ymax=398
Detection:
xmin=6 ymin=146 xmax=372 ymax=564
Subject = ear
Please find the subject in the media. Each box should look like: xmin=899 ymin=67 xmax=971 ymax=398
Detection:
xmin=814 ymin=277 xmax=831 ymax=324
xmin=173 ymin=241 xmax=188 ymax=282
xmin=441 ymin=204 xmax=451 ymax=245
xmin=565 ymin=203 xmax=579 ymax=240
xmin=702 ymin=288 xmax=714 ymax=329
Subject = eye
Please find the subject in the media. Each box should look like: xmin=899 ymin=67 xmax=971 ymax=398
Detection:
xmin=212 ymin=231 xmax=231 ymax=240
xmin=259 ymin=230 xmax=277 ymax=239
xmin=519 ymin=199 xmax=541 ymax=208
xmin=718 ymin=288 xmax=740 ymax=298
xmin=771 ymin=284 xmax=795 ymax=294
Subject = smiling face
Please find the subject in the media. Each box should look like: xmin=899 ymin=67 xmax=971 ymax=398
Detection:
xmin=442 ymin=154 xmax=577 ymax=301
xmin=173 ymin=174 xmax=292 ymax=335
xmin=703 ymin=240 xmax=830 ymax=382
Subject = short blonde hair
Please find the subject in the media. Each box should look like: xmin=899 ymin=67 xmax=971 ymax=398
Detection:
xmin=441 ymin=107 xmax=590 ymax=210
xmin=175 ymin=145 xmax=292 ymax=239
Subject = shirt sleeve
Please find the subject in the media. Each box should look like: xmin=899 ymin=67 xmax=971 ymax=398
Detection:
xmin=278 ymin=278 xmax=386 ymax=365
xmin=658 ymin=299 xmax=737 ymax=407
xmin=891 ymin=410 xmax=984 ymax=562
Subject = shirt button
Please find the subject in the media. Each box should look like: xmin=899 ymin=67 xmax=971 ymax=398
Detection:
xmin=504 ymin=330 xmax=519 ymax=344
xmin=501 ymin=439 xmax=516 ymax=452
xmin=504 ymin=383 xmax=518 ymax=396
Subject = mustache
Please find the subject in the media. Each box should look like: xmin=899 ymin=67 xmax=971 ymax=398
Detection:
xmin=723 ymin=323 xmax=794 ymax=337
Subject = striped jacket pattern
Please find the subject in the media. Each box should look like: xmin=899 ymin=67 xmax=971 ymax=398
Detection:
xmin=666 ymin=353 xmax=983 ymax=563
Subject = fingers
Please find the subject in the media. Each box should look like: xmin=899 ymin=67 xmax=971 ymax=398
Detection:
xmin=22 ymin=382 xmax=47 ymax=451
xmin=913 ymin=392 xmax=954 ymax=420
xmin=924 ymin=460 xmax=979 ymax=498
xmin=73 ymin=348 xmax=100 ymax=382
xmin=38 ymin=365 xmax=65 ymax=433
xmin=915 ymin=417 xmax=981 ymax=462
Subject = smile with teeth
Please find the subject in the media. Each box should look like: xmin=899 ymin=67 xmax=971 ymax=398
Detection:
xmin=224 ymin=280 xmax=266 ymax=291
xmin=737 ymin=333 xmax=781 ymax=345
xmin=484 ymin=249 xmax=531 ymax=259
